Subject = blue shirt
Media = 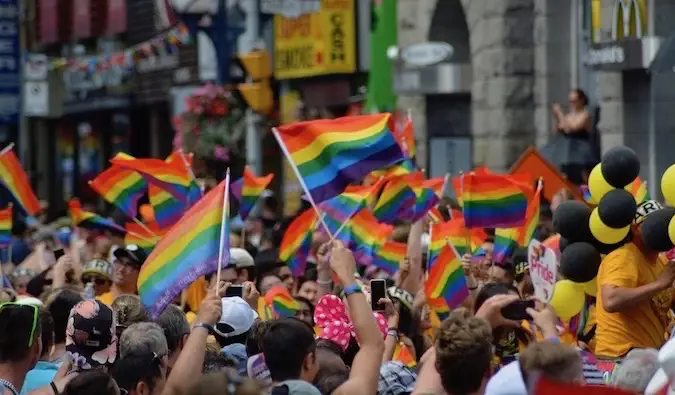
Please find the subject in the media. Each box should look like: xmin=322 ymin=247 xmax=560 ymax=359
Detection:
xmin=21 ymin=361 xmax=60 ymax=394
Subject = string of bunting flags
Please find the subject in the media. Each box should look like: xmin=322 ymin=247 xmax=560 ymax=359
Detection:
xmin=24 ymin=24 xmax=191 ymax=73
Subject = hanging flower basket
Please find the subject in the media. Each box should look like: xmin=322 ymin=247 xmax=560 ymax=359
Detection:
xmin=173 ymin=83 xmax=247 ymax=165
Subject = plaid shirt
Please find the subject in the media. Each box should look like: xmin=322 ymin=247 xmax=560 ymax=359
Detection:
xmin=378 ymin=361 xmax=417 ymax=395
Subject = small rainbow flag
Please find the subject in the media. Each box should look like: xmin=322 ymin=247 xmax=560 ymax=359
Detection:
xmin=626 ymin=177 xmax=649 ymax=204
xmin=279 ymin=208 xmax=317 ymax=277
xmin=165 ymin=151 xmax=203 ymax=205
xmin=148 ymin=185 xmax=184 ymax=230
xmin=491 ymin=185 xmax=542 ymax=263
xmin=0 ymin=206 xmax=12 ymax=247
xmin=68 ymin=200 xmax=126 ymax=234
xmin=425 ymin=245 xmax=468 ymax=309
xmin=265 ymin=285 xmax=299 ymax=318
xmin=111 ymin=155 xmax=192 ymax=202
xmin=402 ymin=183 xmax=440 ymax=222
xmin=373 ymin=173 xmax=424 ymax=223
xmin=0 ymin=147 xmax=40 ymax=216
xmin=365 ymin=162 xmax=414 ymax=185
xmin=318 ymin=180 xmax=383 ymax=225
xmin=430 ymin=219 xmax=487 ymax=258
xmin=89 ymin=165 xmax=147 ymax=218
xmin=231 ymin=167 xmax=274 ymax=221
xmin=372 ymin=241 xmax=406 ymax=274
xmin=392 ymin=343 xmax=417 ymax=368
xmin=124 ymin=222 xmax=161 ymax=253
xmin=274 ymin=114 xmax=406 ymax=203
xmin=492 ymin=228 xmax=520 ymax=264
xmin=462 ymin=173 xmax=528 ymax=228
xmin=138 ymin=174 xmax=231 ymax=318
xmin=427 ymin=296 xmax=450 ymax=322
xmin=340 ymin=210 xmax=393 ymax=258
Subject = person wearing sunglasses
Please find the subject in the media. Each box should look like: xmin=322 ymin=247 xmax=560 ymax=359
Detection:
xmin=0 ymin=302 xmax=42 ymax=395
xmin=80 ymin=259 xmax=113 ymax=298
xmin=98 ymin=245 xmax=147 ymax=307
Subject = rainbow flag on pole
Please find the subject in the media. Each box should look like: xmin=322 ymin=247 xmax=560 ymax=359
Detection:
xmin=89 ymin=165 xmax=147 ymax=218
xmin=462 ymin=173 xmax=528 ymax=228
xmin=111 ymin=156 xmax=192 ymax=202
xmin=68 ymin=200 xmax=126 ymax=234
xmin=265 ymin=285 xmax=299 ymax=318
xmin=138 ymin=174 xmax=231 ymax=318
xmin=231 ymin=167 xmax=274 ymax=221
xmin=0 ymin=146 xmax=40 ymax=216
xmin=0 ymin=206 xmax=12 ymax=247
xmin=625 ymin=177 xmax=649 ymax=204
xmin=372 ymin=241 xmax=406 ymax=274
xmin=373 ymin=173 xmax=424 ymax=223
xmin=273 ymin=114 xmax=406 ymax=203
xmin=124 ymin=222 xmax=161 ymax=253
xmin=279 ymin=208 xmax=317 ymax=277
xmin=425 ymin=244 xmax=468 ymax=309
xmin=430 ymin=219 xmax=487 ymax=258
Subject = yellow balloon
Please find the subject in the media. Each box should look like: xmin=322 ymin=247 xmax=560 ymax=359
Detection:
xmin=662 ymin=165 xmax=675 ymax=205
xmin=668 ymin=216 xmax=675 ymax=246
xmin=549 ymin=280 xmax=585 ymax=320
xmin=583 ymin=278 xmax=597 ymax=297
xmin=589 ymin=209 xmax=630 ymax=244
xmin=588 ymin=164 xmax=614 ymax=202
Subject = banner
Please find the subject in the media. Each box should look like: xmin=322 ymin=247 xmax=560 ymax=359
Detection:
xmin=273 ymin=0 xmax=356 ymax=79
xmin=0 ymin=0 xmax=20 ymax=125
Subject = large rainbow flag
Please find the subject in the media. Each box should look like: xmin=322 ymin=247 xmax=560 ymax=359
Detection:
xmin=138 ymin=175 xmax=231 ymax=318
xmin=68 ymin=200 xmax=126 ymax=234
xmin=425 ymin=244 xmax=468 ymax=309
xmin=231 ymin=167 xmax=274 ymax=221
xmin=0 ymin=147 xmax=40 ymax=216
xmin=89 ymin=165 xmax=147 ymax=218
xmin=462 ymin=172 xmax=528 ymax=228
xmin=274 ymin=114 xmax=406 ymax=203
xmin=491 ymin=184 xmax=542 ymax=263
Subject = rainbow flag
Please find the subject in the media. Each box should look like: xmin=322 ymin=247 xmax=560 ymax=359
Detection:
xmin=165 ymin=152 xmax=202 ymax=205
xmin=124 ymin=222 xmax=161 ymax=253
xmin=492 ymin=228 xmax=519 ymax=264
xmin=372 ymin=241 xmax=406 ymax=274
xmin=427 ymin=296 xmax=450 ymax=322
xmin=318 ymin=180 xmax=383 ymax=226
xmin=365 ymin=162 xmax=414 ymax=185
xmin=264 ymin=285 xmax=299 ymax=318
xmin=462 ymin=173 xmax=528 ymax=228
xmin=138 ymin=175 xmax=231 ymax=318
xmin=389 ymin=112 xmax=416 ymax=160
xmin=0 ymin=206 xmax=12 ymax=247
xmin=68 ymin=200 xmax=126 ymax=234
xmin=279 ymin=208 xmax=317 ymax=277
xmin=274 ymin=114 xmax=406 ymax=203
xmin=425 ymin=245 xmax=468 ymax=309
xmin=626 ymin=177 xmax=649 ymax=204
xmin=89 ymin=165 xmax=147 ymax=218
xmin=231 ymin=167 xmax=274 ymax=221
xmin=148 ymin=185 xmax=184 ymax=230
xmin=423 ymin=177 xmax=446 ymax=198
xmin=111 ymin=156 xmax=192 ymax=202
xmin=324 ymin=209 xmax=393 ymax=263
xmin=373 ymin=173 xmax=424 ymax=223
xmin=430 ymin=219 xmax=487 ymax=258
xmin=0 ymin=147 xmax=40 ymax=216
xmin=344 ymin=178 xmax=385 ymax=207
xmin=392 ymin=343 xmax=417 ymax=368
xmin=402 ymin=183 xmax=440 ymax=222
xmin=491 ymin=185 xmax=542 ymax=263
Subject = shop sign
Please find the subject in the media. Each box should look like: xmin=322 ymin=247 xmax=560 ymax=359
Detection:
xmin=591 ymin=0 xmax=647 ymax=43
xmin=0 ymin=0 xmax=20 ymax=125
xmin=273 ymin=0 xmax=356 ymax=80
xmin=400 ymin=42 xmax=453 ymax=67
xmin=262 ymin=0 xmax=320 ymax=19
xmin=584 ymin=39 xmax=644 ymax=70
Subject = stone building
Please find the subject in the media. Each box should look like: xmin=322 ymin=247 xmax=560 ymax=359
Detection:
xmin=395 ymin=0 xmax=675 ymax=196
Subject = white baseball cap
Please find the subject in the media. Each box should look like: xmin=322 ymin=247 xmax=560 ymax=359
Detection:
xmin=230 ymin=248 xmax=254 ymax=269
xmin=214 ymin=297 xmax=258 ymax=338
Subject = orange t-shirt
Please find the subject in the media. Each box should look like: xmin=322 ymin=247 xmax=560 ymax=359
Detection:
xmin=595 ymin=243 xmax=673 ymax=358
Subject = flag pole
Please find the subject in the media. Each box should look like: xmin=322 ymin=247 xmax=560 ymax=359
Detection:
xmin=130 ymin=216 xmax=157 ymax=238
xmin=329 ymin=177 xmax=384 ymax=241
xmin=272 ymin=128 xmax=333 ymax=237
xmin=215 ymin=168 xmax=231 ymax=295
xmin=0 ymin=143 xmax=15 ymax=157
xmin=460 ymin=172 xmax=472 ymax=253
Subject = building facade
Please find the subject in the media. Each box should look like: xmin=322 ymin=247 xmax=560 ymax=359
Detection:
xmin=396 ymin=0 xmax=675 ymax=196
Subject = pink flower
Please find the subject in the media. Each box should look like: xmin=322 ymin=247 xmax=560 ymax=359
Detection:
xmin=213 ymin=145 xmax=229 ymax=160
xmin=173 ymin=131 xmax=183 ymax=150
xmin=171 ymin=115 xmax=183 ymax=132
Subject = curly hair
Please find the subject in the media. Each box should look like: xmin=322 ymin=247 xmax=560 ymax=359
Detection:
xmin=435 ymin=308 xmax=493 ymax=395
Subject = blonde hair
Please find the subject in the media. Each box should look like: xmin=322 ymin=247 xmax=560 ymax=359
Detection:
xmin=519 ymin=341 xmax=583 ymax=387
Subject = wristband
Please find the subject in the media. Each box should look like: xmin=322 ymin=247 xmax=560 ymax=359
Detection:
xmin=343 ymin=283 xmax=362 ymax=297
xmin=193 ymin=322 xmax=215 ymax=334
xmin=387 ymin=329 xmax=399 ymax=341
xmin=545 ymin=336 xmax=560 ymax=344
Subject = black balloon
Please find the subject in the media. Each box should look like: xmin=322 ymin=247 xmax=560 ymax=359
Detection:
xmin=597 ymin=189 xmax=637 ymax=228
xmin=560 ymin=242 xmax=602 ymax=283
xmin=601 ymin=146 xmax=640 ymax=188
xmin=640 ymin=207 xmax=675 ymax=252
xmin=559 ymin=236 xmax=571 ymax=253
xmin=553 ymin=201 xmax=592 ymax=242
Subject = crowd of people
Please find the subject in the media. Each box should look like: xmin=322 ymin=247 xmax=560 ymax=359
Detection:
xmin=0 ymin=186 xmax=674 ymax=395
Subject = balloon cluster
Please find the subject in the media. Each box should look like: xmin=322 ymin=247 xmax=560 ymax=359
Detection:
xmin=549 ymin=147 xmax=641 ymax=318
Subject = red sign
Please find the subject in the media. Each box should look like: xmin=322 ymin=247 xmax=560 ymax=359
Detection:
xmin=72 ymin=0 xmax=92 ymax=38
xmin=107 ymin=0 xmax=127 ymax=34
xmin=38 ymin=0 xmax=58 ymax=44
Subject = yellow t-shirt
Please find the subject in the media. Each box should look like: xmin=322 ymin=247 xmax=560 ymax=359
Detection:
xmin=595 ymin=243 xmax=673 ymax=358
xmin=97 ymin=292 xmax=114 ymax=306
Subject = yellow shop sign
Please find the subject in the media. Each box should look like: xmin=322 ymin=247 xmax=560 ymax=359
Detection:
xmin=273 ymin=0 xmax=356 ymax=79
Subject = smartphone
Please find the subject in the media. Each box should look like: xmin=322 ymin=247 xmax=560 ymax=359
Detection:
xmin=225 ymin=285 xmax=244 ymax=298
xmin=53 ymin=248 xmax=65 ymax=260
xmin=501 ymin=300 xmax=535 ymax=321
xmin=370 ymin=279 xmax=387 ymax=311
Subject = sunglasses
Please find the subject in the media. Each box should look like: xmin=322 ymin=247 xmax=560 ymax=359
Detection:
xmin=0 ymin=302 xmax=39 ymax=348
xmin=82 ymin=276 xmax=108 ymax=286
